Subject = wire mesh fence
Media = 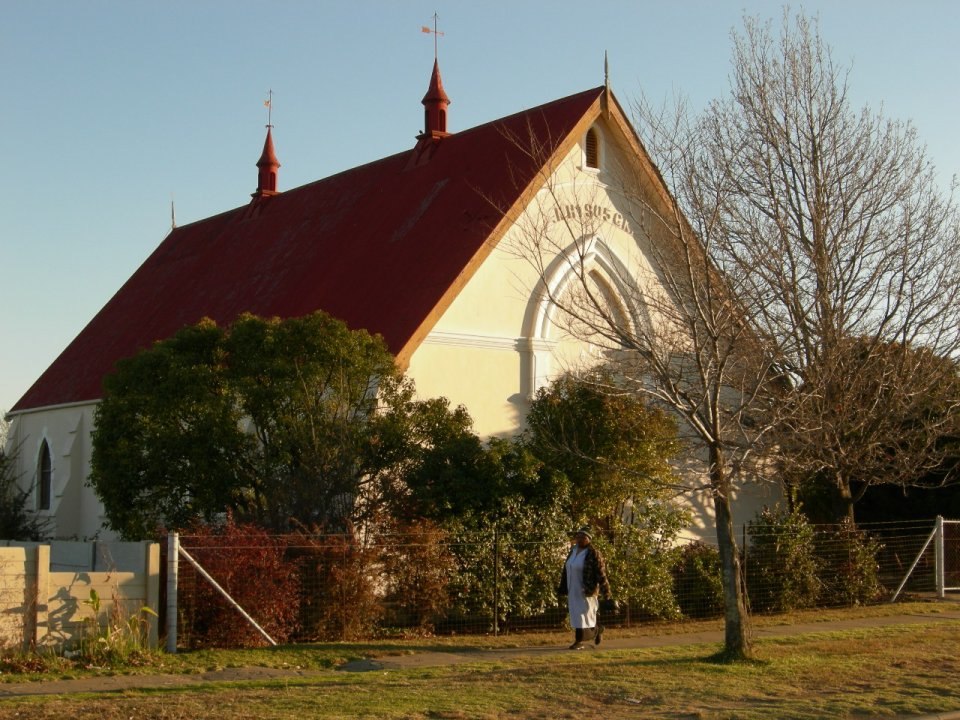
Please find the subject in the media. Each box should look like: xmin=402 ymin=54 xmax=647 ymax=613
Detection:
xmin=167 ymin=517 xmax=959 ymax=649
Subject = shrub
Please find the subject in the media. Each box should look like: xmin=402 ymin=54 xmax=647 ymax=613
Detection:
xmin=73 ymin=588 xmax=157 ymax=667
xmin=491 ymin=497 xmax=572 ymax=627
xmin=441 ymin=510 xmax=570 ymax=633
xmin=672 ymin=541 xmax=724 ymax=619
xmin=597 ymin=517 xmax=683 ymax=621
xmin=177 ymin=515 xmax=301 ymax=648
xmin=0 ymin=444 xmax=49 ymax=541
xmin=292 ymin=529 xmax=383 ymax=642
xmin=814 ymin=518 xmax=883 ymax=606
xmin=378 ymin=519 xmax=456 ymax=635
xmin=746 ymin=506 xmax=820 ymax=613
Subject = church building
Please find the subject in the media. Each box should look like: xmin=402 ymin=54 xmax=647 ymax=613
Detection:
xmin=6 ymin=58 xmax=777 ymax=540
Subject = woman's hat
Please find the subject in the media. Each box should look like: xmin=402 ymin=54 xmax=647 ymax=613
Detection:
xmin=574 ymin=526 xmax=592 ymax=540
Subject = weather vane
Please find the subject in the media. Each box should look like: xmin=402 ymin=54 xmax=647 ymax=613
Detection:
xmin=264 ymin=89 xmax=274 ymax=128
xmin=421 ymin=13 xmax=443 ymax=60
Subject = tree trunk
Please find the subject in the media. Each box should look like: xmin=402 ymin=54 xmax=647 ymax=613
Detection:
xmin=833 ymin=473 xmax=856 ymax=523
xmin=710 ymin=444 xmax=752 ymax=660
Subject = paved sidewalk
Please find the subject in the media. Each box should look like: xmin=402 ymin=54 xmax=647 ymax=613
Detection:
xmin=1 ymin=605 xmax=958 ymax=716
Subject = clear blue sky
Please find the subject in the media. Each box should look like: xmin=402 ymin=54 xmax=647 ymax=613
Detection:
xmin=3 ymin=1 xmax=958 ymax=415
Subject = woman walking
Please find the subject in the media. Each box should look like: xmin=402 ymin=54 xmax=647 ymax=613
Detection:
xmin=558 ymin=526 xmax=612 ymax=649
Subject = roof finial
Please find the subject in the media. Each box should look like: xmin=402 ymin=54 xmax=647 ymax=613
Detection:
xmin=602 ymin=51 xmax=611 ymax=114
xmin=421 ymin=13 xmax=443 ymax=61
xmin=419 ymin=17 xmax=451 ymax=139
xmin=253 ymin=96 xmax=281 ymax=198
xmin=170 ymin=194 xmax=177 ymax=231
xmin=264 ymin=89 xmax=274 ymax=128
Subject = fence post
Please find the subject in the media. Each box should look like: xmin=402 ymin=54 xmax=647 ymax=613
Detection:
xmin=166 ymin=533 xmax=178 ymax=654
xmin=32 ymin=545 xmax=50 ymax=650
xmin=145 ymin=541 xmax=161 ymax=648
xmin=935 ymin=516 xmax=945 ymax=599
xmin=493 ymin=527 xmax=500 ymax=637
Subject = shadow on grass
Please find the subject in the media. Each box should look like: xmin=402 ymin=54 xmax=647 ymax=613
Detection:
xmin=703 ymin=647 xmax=769 ymax=666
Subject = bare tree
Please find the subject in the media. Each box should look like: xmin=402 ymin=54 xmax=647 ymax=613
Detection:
xmin=499 ymin=11 xmax=960 ymax=660
xmin=639 ymin=11 xmax=960 ymax=521
xmin=497 ymin=109 xmax=770 ymax=658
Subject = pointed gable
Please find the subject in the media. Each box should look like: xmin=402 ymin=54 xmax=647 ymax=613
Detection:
xmin=13 ymin=87 xmax=605 ymax=412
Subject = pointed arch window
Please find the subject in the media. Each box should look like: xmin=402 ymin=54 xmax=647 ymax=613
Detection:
xmin=38 ymin=440 xmax=52 ymax=511
xmin=585 ymin=128 xmax=600 ymax=169
xmin=527 ymin=236 xmax=651 ymax=396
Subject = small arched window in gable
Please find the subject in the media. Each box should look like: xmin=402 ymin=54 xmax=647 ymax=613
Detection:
xmin=585 ymin=128 xmax=600 ymax=169
xmin=38 ymin=440 xmax=52 ymax=511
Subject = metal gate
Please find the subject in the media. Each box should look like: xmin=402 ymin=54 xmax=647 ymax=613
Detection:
xmin=891 ymin=516 xmax=960 ymax=601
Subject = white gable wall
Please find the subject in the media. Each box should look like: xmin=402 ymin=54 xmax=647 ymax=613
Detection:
xmin=409 ymin=120 xmax=662 ymax=436
xmin=408 ymin=122 xmax=781 ymax=541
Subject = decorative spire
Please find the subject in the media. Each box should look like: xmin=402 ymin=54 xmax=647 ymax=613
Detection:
xmin=420 ymin=59 xmax=451 ymax=138
xmin=253 ymin=91 xmax=280 ymax=198
xmin=419 ymin=15 xmax=450 ymax=138
xmin=253 ymin=126 xmax=281 ymax=197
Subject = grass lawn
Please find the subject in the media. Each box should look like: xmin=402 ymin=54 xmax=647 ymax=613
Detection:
xmin=0 ymin=602 xmax=957 ymax=719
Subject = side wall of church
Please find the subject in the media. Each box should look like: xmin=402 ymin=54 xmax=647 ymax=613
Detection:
xmin=5 ymin=404 xmax=108 ymax=540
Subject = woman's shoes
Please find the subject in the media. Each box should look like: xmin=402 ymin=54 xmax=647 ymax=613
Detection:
xmin=569 ymin=626 xmax=603 ymax=649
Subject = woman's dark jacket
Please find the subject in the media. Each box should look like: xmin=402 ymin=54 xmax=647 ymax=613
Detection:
xmin=557 ymin=544 xmax=611 ymax=598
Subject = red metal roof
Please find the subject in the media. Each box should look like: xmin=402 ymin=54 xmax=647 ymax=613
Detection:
xmin=13 ymin=86 xmax=604 ymax=412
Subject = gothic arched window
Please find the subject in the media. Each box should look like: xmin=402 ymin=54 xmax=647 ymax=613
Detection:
xmin=38 ymin=440 xmax=52 ymax=511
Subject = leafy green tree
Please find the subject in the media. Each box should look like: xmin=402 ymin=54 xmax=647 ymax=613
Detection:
xmin=222 ymin=312 xmax=403 ymax=531
xmin=434 ymin=439 xmax=572 ymax=627
xmin=389 ymin=399 xmax=500 ymax=522
xmin=524 ymin=371 xmax=684 ymax=528
xmin=91 ymin=319 xmax=256 ymax=538
xmin=91 ymin=311 xmax=470 ymax=538
xmin=524 ymin=372 xmax=689 ymax=618
xmin=391 ymin=408 xmax=573 ymax=626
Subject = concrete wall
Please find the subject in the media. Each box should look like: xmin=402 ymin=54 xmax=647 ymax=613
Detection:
xmin=0 ymin=542 xmax=160 ymax=651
